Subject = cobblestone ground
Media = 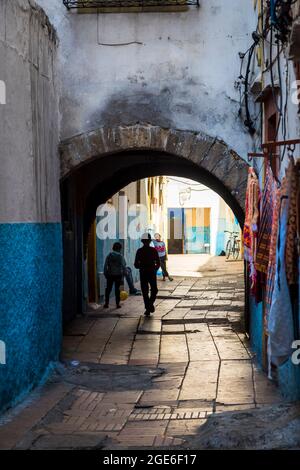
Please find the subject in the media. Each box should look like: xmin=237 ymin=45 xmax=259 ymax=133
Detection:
xmin=0 ymin=258 xmax=288 ymax=450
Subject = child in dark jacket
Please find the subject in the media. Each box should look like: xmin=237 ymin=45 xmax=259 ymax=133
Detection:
xmin=104 ymin=242 xmax=126 ymax=309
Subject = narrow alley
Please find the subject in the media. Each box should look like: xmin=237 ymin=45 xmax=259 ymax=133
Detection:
xmin=1 ymin=0 xmax=300 ymax=458
xmin=0 ymin=257 xmax=290 ymax=451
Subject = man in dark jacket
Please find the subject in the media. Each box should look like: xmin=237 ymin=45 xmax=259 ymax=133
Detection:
xmin=134 ymin=233 xmax=160 ymax=316
xmin=104 ymin=242 xmax=126 ymax=309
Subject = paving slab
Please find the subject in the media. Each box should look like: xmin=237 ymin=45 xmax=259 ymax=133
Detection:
xmin=0 ymin=257 xmax=286 ymax=450
xmin=0 ymin=383 xmax=73 ymax=450
xmin=160 ymin=334 xmax=189 ymax=363
xmin=186 ymin=334 xmax=219 ymax=362
xmin=129 ymin=335 xmax=160 ymax=366
xmin=217 ymin=360 xmax=255 ymax=405
xmin=180 ymin=361 xmax=219 ymax=401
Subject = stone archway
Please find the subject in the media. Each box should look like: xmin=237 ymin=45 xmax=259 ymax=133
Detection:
xmin=59 ymin=124 xmax=250 ymax=323
xmin=60 ymin=124 xmax=249 ymax=212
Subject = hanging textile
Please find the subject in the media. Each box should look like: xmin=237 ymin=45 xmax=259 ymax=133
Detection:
xmin=255 ymin=163 xmax=275 ymax=276
xmin=297 ymin=161 xmax=300 ymax=338
xmin=243 ymin=167 xmax=261 ymax=300
xmin=267 ymin=186 xmax=294 ymax=370
xmin=285 ymin=161 xmax=298 ymax=286
xmin=264 ymin=185 xmax=280 ymax=329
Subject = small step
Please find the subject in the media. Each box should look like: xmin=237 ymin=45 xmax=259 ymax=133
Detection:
xmin=162 ymin=318 xmax=230 ymax=325
xmin=190 ymin=305 xmax=243 ymax=312
xmin=156 ymin=295 xmax=183 ymax=300
xmin=129 ymin=408 xmax=212 ymax=421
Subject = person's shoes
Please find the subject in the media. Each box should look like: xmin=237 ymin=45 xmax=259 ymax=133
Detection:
xmin=149 ymin=304 xmax=155 ymax=313
xmin=168 ymin=277 xmax=174 ymax=281
xmin=129 ymin=289 xmax=138 ymax=295
xmin=116 ymin=304 xmax=122 ymax=309
xmin=162 ymin=277 xmax=166 ymax=282
xmin=103 ymin=304 xmax=109 ymax=309
xmin=144 ymin=310 xmax=151 ymax=317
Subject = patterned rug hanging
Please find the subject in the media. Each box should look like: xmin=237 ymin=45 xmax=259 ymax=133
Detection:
xmin=243 ymin=167 xmax=261 ymax=300
xmin=255 ymin=163 xmax=276 ymax=278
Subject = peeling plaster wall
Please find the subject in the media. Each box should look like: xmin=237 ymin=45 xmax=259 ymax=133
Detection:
xmin=37 ymin=0 xmax=257 ymax=159
xmin=0 ymin=0 xmax=62 ymax=412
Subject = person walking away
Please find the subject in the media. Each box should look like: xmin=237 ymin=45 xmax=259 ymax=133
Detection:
xmin=153 ymin=233 xmax=173 ymax=281
xmin=104 ymin=242 xmax=126 ymax=309
xmin=134 ymin=233 xmax=160 ymax=316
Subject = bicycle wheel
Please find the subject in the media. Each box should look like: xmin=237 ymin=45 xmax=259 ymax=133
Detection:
xmin=225 ymin=240 xmax=232 ymax=259
xmin=233 ymin=240 xmax=240 ymax=260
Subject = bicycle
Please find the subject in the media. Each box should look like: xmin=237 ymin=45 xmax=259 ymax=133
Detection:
xmin=224 ymin=231 xmax=240 ymax=260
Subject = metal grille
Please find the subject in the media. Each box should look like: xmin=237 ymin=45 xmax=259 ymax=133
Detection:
xmin=63 ymin=0 xmax=199 ymax=9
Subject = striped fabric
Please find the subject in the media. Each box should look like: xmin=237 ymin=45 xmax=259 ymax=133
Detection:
xmin=255 ymin=164 xmax=275 ymax=276
xmin=265 ymin=185 xmax=280 ymax=329
xmin=285 ymin=161 xmax=299 ymax=285
xmin=243 ymin=167 xmax=260 ymax=263
xmin=243 ymin=167 xmax=261 ymax=301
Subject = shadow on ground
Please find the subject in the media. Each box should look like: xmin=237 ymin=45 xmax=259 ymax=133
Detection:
xmin=179 ymin=403 xmax=300 ymax=450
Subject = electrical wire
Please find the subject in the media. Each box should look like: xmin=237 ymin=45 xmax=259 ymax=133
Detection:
xmin=243 ymin=42 xmax=257 ymax=135
xmin=269 ymin=25 xmax=282 ymax=115
xmin=281 ymin=56 xmax=290 ymax=162
xmin=166 ymin=177 xmax=209 ymax=190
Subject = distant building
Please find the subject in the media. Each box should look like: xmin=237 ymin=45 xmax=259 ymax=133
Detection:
xmin=166 ymin=178 xmax=241 ymax=256
xmin=86 ymin=177 xmax=167 ymax=303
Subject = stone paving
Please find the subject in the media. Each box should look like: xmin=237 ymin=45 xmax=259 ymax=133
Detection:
xmin=0 ymin=258 xmax=285 ymax=450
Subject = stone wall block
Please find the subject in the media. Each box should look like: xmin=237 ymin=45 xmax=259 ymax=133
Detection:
xmin=60 ymin=124 xmax=249 ymax=210
xmin=100 ymin=126 xmax=120 ymax=154
xmin=201 ymin=140 xmax=228 ymax=173
xmin=149 ymin=126 xmax=171 ymax=152
xmin=208 ymin=146 xmax=245 ymax=191
xmin=87 ymin=129 xmax=108 ymax=159
xmin=134 ymin=124 xmax=153 ymax=149
xmin=119 ymin=125 xmax=138 ymax=150
xmin=188 ymin=132 xmax=215 ymax=164
xmin=176 ymin=132 xmax=199 ymax=160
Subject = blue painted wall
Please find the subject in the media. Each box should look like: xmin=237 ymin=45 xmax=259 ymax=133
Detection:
xmin=249 ymin=297 xmax=264 ymax=366
xmin=184 ymin=227 xmax=210 ymax=254
xmin=0 ymin=223 xmax=63 ymax=413
xmin=249 ymin=297 xmax=300 ymax=401
xmin=216 ymin=215 xmax=240 ymax=256
xmin=277 ymin=359 xmax=300 ymax=401
xmin=96 ymin=212 xmax=141 ymax=299
xmin=216 ymin=217 xmax=226 ymax=256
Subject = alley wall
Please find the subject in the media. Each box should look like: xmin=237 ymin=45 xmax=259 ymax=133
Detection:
xmin=0 ymin=0 xmax=62 ymax=412
xmin=37 ymin=0 xmax=257 ymax=161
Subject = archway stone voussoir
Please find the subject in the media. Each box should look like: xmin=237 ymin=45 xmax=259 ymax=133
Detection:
xmin=149 ymin=126 xmax=172 ymax=152
xmin=86 ymin=128 xmax=108 ymax=158
xmin=164 ymin=128 xmax=190 ymax=157
xmin=187 ymin=132 xmax=215 ymax=165
xmin=60 ymin=125 xmax=249 ymax=215
xmin=132 ymin=124 xmax=154 ymax=149
xmin=202 ymin=140 xmax=229 ymax=174
xmin=60 ymin=136 xmax=89 ymax=175
xmin=208 ymin=145 xmax=239 ymax=184
xmin=118 ymin=125 xmax=140 ymax=150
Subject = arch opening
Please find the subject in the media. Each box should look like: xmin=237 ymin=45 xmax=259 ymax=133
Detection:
xmin=81 ymin=151 xmax=246 ymax=242
xmin=61 ymin=144 xmax=248 ymax=325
